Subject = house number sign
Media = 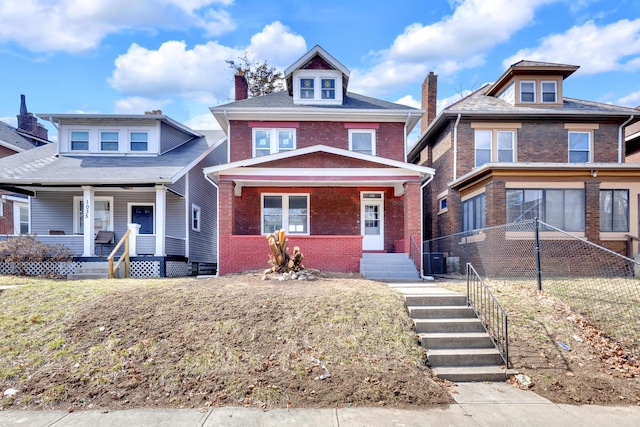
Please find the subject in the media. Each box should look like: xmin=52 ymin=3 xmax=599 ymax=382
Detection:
xmin=85 ymin=199 xmax=90 ymax=219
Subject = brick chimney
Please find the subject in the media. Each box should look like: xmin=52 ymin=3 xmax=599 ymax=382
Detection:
xmin=421 ymin=71 xmax=438 ymax=134
xmin=235 ymin=69 xmax=249 ymax=101
xmin=17 ymin=94 xmax=48 ymax=141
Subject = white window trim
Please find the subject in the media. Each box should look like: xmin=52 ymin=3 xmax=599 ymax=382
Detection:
xmin=568 ymin=130 xmax=592 ymax=163
xmin=519 ymin=80 xmax=536 ymax=103
xmin=70 ymin=130 xmax=90 ymax=151
xmin=252 ymin=128 xmax=297 ymax=157
xmin=541 ymin=80 xmax=557 ymax=103
xmin=0 ymin=199 xmax=3 ymax=217
xmin=13 ymin=201 xmax=29 ymax=235
xmin=474 ymin=128 xmax=517 ymax=166
xmin=348 ymin=129 xmax=376 ymax=155
xmin=99 ymin=130 xmax=120 ymax=152
xmin=127 ymin=202 xmax=156 ymax=234
xmin=292 ymin=70 xmax=343 ymax=104
xmin=191 ymin=204 xmax=201 ymax=232
xmin=129 ymin=131 xmax=149 ymax=152
xmin=261 ymin=193 xmax=310 ymax=235
xmin=73 ymin=196 xmax=114 ymax=234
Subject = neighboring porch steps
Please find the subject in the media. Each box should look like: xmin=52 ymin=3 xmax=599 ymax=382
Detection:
xmin=67 ymin=263 xmax=123 ymax=280
xmin=360 ymin=253 xmax=420 ymax=280
xmin=398 ymin=283 xmax=513 ymax=382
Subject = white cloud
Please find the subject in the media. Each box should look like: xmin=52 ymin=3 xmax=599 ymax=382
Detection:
xmin=349 ymin=0 xmax=554 ymax=97
xmin=395 ymin=95 xmax=420 ymax=109
xmin=0 ymin=116 xmax=17 ymax=127
xmin=113 ymin=97 xmax=172 ymax=114
xmin=0 ymin=0 xmax=235 ymax=53
xmin=618 ymin=90 xmax=640 ymax=108
xmin=185 ymin=113 xmax=221 ymax=130
xmin=108 ymin=22 xmax=306 ymax=103
xmin=502 ymin=19 xmax=640 ymax=74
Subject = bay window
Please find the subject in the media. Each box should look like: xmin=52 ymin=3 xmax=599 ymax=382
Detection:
xmin=506 ymin=189 xmax=585 ymax=231
xmin=600 ymin=190 xmax=629 ymax=232
xmin=462 ymin=193 xmax=486 ymax=232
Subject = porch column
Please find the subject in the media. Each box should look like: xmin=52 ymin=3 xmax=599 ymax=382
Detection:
xmin=127 ymin=223 xmax=140 ymax=257
xmin=155 ymin=184 xmax=166 ymax=256
xmin=403 ymin=181 xmax=422 ymax=253
xmin=82 ymin=186 xmax=95 ymax=257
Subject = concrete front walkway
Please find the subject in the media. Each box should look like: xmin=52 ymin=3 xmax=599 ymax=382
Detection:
xmin=2 ymin=382 xmax=640 ymax=426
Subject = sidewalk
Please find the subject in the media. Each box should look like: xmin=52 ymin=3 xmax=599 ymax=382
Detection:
xmin=2 ymin=382 xmax=640 ymax=426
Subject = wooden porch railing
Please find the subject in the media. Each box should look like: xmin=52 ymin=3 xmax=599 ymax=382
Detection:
xmin=108 ymin=229 xmax=131 ymax=279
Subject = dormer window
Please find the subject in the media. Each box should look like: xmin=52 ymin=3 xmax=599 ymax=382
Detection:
xmin=130 ymin=132 xmax=148 ymax=151
xmin=71 ymin=131 xmax=89 ymax=151
xmin=542 ymin=81 xmax=557 ymax=103
xmin=321 ymin=79 xmax=335 ymax=99
xmin=520 ymin=81 xmax=535 ymax=103
xmin=100 ymin=131 xmax=119 ymax=151
xmin=300 ymin=78 xmax=314 ymax=99
xmin=292 ymin=70 xmax=343 ymax=105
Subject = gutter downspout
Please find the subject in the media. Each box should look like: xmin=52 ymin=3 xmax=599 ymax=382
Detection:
xmin=224 ymin=110 xmax=230 ymax=163
xmin=403 ymin=113 xmax=410 ymax=162
xmin=419 ymin=174 xmax=434 ymax=280
xmin=619 ymin=115 xmax=634 ymax=164
xmin=453 ymin=113 xmax=461 ymax=180
xmin=204 ymin=174 xmax=220 ymax=277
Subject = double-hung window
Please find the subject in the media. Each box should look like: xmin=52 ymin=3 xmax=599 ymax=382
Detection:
xmin=462 ymin=193 xmax=486 ymax=232
xmin=520 ymin=81 xmax=535 ymax=103
xmin=506 ymin=189 xmax=585 ymax=231
xmin=253 ymin=129 xmax=296 ymax=157
xmin=474 ymin=129 xmax=515 ymax=167
xmin=130 ymin=132 xmax=148 ymax=151
xmin=349 ymin=129 xmax=376 ymax=155
xmin=542 ymin=81 xmax=557 ymax=103
xmin=192 ymin=204 xmax=201 ymax=232
xmin=321 ymin=78 xmax=335 ymax=99
xmin=300 ymin=78 xmax=314 ymax=99
xmin=568 ymin=131 xmax=591 ymax=163
xmin=600 ymin=190 xmax=629 ymax=232
xmin=100 ymin=131 xmax=119 ymax=151
xmin=262 ymin=194 xmax=309 ymax=235
xmin=71 ymin=131 xmax=89 ymax=151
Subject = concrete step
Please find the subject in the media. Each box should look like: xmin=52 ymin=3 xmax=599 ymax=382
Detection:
xmin=362 ymin=270 xmax=420 ymax=280
xmin=67 ymin=264 xmax=110 ymax=280
xmin=67 ymin=273 xmax=108 ymax=280
xmin=430 ymin=365 xmax=513 ymax=382
xmin=360 ymin=253 xmax=420 ymax=280
xmin=419 ymin=332 xmax=496 ymax=349
xmin=427 ymin=348 xmax=504 ymax=366
xmin=414 ymin=318 xmax=485 ymax=333
xmin=405 ymin=294 xmax=468 ymax=307
xmin=361 ymin=253 xmax=410 ymax=260
xmin=408 ymin=305 xmax=476 ymax=319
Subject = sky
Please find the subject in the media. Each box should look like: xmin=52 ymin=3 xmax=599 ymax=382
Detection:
xmin=1 ymin=0 xmax=640 ymax=146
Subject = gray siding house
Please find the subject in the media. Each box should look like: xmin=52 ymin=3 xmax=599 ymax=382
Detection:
xmin=0 ymin=113 xmax=225 ymax=277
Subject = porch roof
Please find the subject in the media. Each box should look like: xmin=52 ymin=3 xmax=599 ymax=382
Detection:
xmin=0 ymin=131 xmax=225 ymax=190
xmin=203 ymin=144 xmax=434 ymax=196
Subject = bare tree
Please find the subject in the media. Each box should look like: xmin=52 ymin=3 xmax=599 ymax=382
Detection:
xmin=226 ymin=53 xmax=284 ymax=98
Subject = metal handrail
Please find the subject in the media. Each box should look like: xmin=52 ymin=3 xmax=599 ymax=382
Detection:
xmin=107 ymin=229 xmax=131 ymax=279
xmin=466 ymin=263 xmax=510 ymax=368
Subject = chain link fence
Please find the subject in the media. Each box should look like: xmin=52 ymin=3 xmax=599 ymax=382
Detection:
xmin=423 ymin=219 xmax=640 ymax=351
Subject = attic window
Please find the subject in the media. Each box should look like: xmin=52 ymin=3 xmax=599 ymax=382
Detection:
xmin=321 ymin=79 xmax=335 ymax=99
xmin=300 ymin=78 xmax=314 ymax=99
xmin=520 ymin=81 xmax=535 ymax=103
xmin=71 ymin=131 xmax=89 ymax=151
xmin=542 ymin=81 xmax=557 ymax=103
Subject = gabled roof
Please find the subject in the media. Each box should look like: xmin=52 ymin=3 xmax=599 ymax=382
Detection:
xmin=0 ymin=130 xmax=225 ymax=189
xmin=284 ymin=45 xmax=350 ymax=79
xmin=0 ymin=120 xmax=43 ymax=153
xmin=203 ymin=144 xmax=434 ymax=197
xmin=486 ymin=60 xmax=579 ymax=97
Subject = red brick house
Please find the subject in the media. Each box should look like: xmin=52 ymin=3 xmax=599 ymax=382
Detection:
xmin=408 ymin=61 xmax=640 ymax=258
xmin=204 ymin=45 xmax=434 ymax=276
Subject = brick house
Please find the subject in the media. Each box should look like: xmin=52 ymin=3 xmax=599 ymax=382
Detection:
xmin=408 ymin=61 xmax=640 ymax=258
xmin=0 ymin=95 xmax=50 ymax=235
xmin=204 ymin=45 xmax=434 ymax=275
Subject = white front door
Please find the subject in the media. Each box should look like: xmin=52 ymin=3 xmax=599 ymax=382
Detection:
xmin=13 ymin=202 xmax=29 ymax=235
xmin=361 ymin=192 xmax=384 ymax=251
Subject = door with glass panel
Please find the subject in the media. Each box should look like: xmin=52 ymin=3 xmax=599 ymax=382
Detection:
xmin=361 ymin=192 xmax=384 ymax=250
